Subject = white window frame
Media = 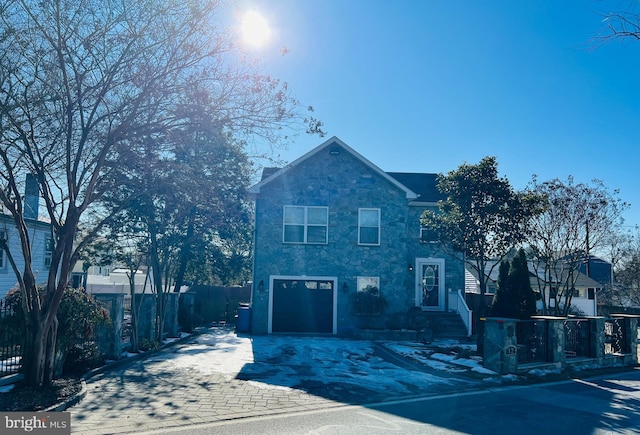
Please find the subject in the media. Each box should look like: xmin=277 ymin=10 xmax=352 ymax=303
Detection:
xmin=44 ymin=236 xmax=53 ymax=268
xmin=357 ymin=276 xmax=380 ymax=293
xmin=419 ymin=226 xmax=438 ymax=243
xmin=0 ymin=229 xmax=6 ymax=269
xmin=358 ymin=208 xmax=380 ymax=246
xmin=282 ymin=206 xmax=328 ymax=244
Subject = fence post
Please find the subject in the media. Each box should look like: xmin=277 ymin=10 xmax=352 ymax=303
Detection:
xmin=483 ymin=317 xmax=519 ymax=374
xmin=590 ymin=317 xmax=606 ymax=364
xmin=629 ymin=316 xmax=639 ymax=365
xmin=546 ymin=317 xmax=566 ymax=369
xmin=94 ymin=293 xmax=124 ymax=360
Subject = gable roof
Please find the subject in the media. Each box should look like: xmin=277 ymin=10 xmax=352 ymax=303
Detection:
xmin=249 ymin=136 xmax=419 ymax=199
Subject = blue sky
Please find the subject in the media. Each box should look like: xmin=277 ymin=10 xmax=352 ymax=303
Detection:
xmin=239 ymin=1 xmax=640 ymax=228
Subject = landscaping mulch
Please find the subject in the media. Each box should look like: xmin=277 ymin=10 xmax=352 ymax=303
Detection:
xmin=0 ymin=376 xmax=82 ymax=411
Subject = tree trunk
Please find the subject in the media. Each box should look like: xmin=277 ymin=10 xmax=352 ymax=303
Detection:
xmin=128 ymin=272 xmax=140 ymax=353
xmin=22 ymin=317 xmax=46 ymax=387
xmin=148 ymin=224 xmax=164 ymax=343
xmin=22 ymin=312 xmax=58 ymax=387
xmin=172 ymin=212 xmax=195 ymax=293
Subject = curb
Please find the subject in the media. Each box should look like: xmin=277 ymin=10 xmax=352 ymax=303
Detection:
xmin=44 ymin=379 xmax=87 ymax=412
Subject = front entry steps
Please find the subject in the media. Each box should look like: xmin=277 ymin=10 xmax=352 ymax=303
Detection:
xmin=419 ymin=311 xmax=469 ymax=340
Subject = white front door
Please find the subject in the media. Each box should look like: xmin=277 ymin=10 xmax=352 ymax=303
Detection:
xmin=415 ymin=258 xmax=445 ymax=311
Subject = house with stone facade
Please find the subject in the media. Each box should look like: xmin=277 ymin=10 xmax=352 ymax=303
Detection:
xmin=248 ymin=137 xmax=470 ymax=336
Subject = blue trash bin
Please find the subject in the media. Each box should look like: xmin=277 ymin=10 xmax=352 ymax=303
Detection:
xmin=236 ymin=304 xmax=251 ymax=332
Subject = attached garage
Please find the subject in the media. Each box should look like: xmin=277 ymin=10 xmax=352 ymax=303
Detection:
xmin=269 ymin=276 xmax=337 ymax=334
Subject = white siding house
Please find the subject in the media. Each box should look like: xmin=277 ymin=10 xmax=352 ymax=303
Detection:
xmin=0 ymin=214 xmax=53 ymax=299
xmin=0 ymin=175 xmax=53 ymax=299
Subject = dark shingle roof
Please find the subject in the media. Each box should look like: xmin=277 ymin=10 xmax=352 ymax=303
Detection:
xmin=260 ymin=167 xmax=281 ymax=181
xmin=386 ymin=172 xmax=443 ymax=203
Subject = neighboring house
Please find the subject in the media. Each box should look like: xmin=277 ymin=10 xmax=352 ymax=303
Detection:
xmin=577 ymin=254 xmax=613 ymax=287
xmin=248 ymin=137 xmax=467 ymax=336
xmin=0 ymin=175 xmax=53 ymax=300
xmin=465 ymin=260 xmax=601 ymax=316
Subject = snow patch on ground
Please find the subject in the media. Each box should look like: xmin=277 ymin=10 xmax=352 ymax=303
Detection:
xmin=0 ymin=384 xmax=15 ymax=393
xmin=528 ymin=367 xmax=562 ymax=377
xmin=483 ymin=373 xmax=522 ymax=384
xmin=163 ymin=331 xmax=469 ymax=395
xmin=383 ymin=342 xmax=496 ymax=375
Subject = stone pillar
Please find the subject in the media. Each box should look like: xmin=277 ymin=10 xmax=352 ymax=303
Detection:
xmin=590 ymin=317 xmax=606 ymax=365
xmin=546 ymin=318 xmax=566 ymax=368
xmin=628 ymin=316 xmax=639 ymax=365
xmin=94 ymin=293 xmax=124 ymax=360
xmin=483 ymin=318 xmax=519 ymax=374
xmin=163 ymin=293 xmax=179 ymax=338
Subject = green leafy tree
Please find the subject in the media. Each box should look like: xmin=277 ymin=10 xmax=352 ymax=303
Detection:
xmin=492 ymin=249 xmax=537 ymax=320
xmin=99 ymin=121 xmax=253 ymax=344
xmin=421 ymin=157 xmax=546 ymax=304
xmin=492 ymin=260 xmax=514 ymax=317
xmin=0 ymin=0 xmax=321 ymax=386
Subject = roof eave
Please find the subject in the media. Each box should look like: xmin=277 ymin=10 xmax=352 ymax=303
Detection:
xmin=249 ymin=136 xmax=419 ymax=199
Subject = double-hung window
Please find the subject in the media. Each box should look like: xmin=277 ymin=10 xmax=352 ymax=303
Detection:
xmin=44 ymin=237 xmax=53 ymax=268
xmin=358 ymin=208 xmax=380 ymax=245
xmin=283 ymin=206 xmax=328 ymax=244
xmin=420 ymin=226 xmax=438 ymax=243
xmin=0 ymin=230 xmax=5 ymax=269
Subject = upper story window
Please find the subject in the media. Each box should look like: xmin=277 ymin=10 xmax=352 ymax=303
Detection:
xmin=420 ymin=226 xmax=438 ymax=243
xmin=283 ymin=206 xmax=328 ymax=244
xmin=358 ymin=208 xmax=380 ymax=246
xmin=0 ymin=230 xmax=6 ymax=269
xmin=44 ymin=237 xmax=53 ymax=268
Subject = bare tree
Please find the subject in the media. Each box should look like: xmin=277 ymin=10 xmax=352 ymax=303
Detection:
xmin=526 ymin=177 xmax=628 ymax=316
xmin=596 ymin=4 xmax=640 ymax=43
xmin=601 ymin=227 xmax=640 ymax=308
xmin=0 ymin=0 xmax=320 ymax=386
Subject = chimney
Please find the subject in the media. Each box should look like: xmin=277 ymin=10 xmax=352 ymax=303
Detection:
xmin=24 ymin=173 xmax=39 ymax=220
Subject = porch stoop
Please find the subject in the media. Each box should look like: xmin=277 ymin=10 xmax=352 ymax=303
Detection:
xmin=422 ymin=312 xmax=469 ymax=339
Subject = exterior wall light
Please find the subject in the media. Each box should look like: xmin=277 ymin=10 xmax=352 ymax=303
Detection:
xmin=258 ymin=280 xmax=264 ymax=292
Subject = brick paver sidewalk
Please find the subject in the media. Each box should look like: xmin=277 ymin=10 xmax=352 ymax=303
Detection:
xmin=70 ymin=349 xmax=343 ymax=434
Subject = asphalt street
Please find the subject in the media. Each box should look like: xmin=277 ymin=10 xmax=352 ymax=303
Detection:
xmin=143 ymin=369 xmax=640 ymax=435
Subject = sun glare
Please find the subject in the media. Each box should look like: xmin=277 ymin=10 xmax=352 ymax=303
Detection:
xmin=241 ymin=10 xmax=270 ymax=47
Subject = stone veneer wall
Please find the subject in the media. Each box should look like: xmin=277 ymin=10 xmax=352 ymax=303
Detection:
xmin=484 ymin=316 xmax=639 ymax=375
xmin=251 ymin=143 xmax=464 ymax=335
